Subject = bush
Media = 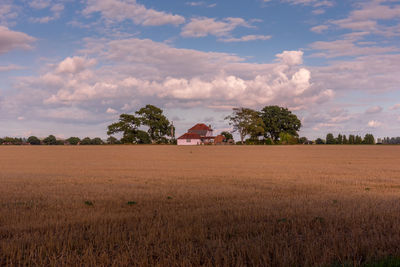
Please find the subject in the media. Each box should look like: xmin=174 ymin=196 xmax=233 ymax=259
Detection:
xmin=279 ymin=132 xmax=298 ymax=145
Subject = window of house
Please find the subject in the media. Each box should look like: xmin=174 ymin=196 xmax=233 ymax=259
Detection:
xmin=186 ymin=139 xmax=191 ymax=143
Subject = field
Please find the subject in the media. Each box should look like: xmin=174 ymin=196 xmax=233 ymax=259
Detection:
xmin=1 ymin=146 xmax=400 ymax=266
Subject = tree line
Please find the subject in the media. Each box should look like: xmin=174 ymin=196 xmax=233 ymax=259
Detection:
xmin=314 ymin=133 xmax=376 ymax=145
xmin=0 ymin=104 xmax=390 ymax=146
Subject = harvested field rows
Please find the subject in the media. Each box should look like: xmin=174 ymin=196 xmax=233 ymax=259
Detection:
xmin=1 ymin=146 xmax=400 ymax=266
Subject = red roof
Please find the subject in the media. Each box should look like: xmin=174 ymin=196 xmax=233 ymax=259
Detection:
xmin=177 ymin=133 xmax=201 ymax=140
xmin=189 ymin=123 xmax=212 ymax=131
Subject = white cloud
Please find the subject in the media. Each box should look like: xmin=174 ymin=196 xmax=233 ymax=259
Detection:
xmin=0 ymin=26 xmax=36 ymax=55
xmin=276 ymin=50 xmax=304 ymax=65
xmin=366 ymin=106 xmax=383 ymax=114
xmin=106 ymin=107 xmax=118 ymax=114
xmin=368 ymin=120 xmax=381 ymax=128
xmin=5 ymin=38 xmax=332 ymax=124
xmin=56 ymin=57 xmax=97 ymax=74
xmin=220 ymin=35 xmax=272 ymax=42
xmin=181 ymin=17 xmax=250 ymax=37
xmin=0 ymin=1 xmax=17 ymax=26
xmin=390 ymin=104 xmax=400 ymax=110
xmin=83 ymin=0 xmax=185 ymax=26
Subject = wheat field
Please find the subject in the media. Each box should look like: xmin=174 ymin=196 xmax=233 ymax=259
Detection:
xmin=1 ymin=145 xmax=400 ymax=266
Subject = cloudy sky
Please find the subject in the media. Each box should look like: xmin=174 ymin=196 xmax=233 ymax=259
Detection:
xmin=1 ymin=0 xmax=400 ymax=139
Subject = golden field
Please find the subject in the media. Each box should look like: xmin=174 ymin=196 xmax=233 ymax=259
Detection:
xmin=1 ymin=145 xmax=400 ymax=266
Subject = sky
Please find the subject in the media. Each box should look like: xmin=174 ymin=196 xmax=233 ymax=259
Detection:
xmin=1 ymin=0 xmax=400 ymax=140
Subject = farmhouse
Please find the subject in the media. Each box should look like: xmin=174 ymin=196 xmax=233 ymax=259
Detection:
xmin=177 ymin=123 xmax=225 ymax=146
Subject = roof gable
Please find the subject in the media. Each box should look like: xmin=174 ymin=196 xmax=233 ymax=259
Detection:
xmin=189 ymin=123 xmax=212 ymax=131
xmin=177 ymin=133 xmax=201 ymax=140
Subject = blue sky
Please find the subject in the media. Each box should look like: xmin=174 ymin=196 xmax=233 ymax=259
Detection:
xmin=1 ymin=0 xmax=400 ymax=140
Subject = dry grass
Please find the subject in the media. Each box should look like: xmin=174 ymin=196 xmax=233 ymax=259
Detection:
xmin=1 ymin=145 xmax=400 ymax=266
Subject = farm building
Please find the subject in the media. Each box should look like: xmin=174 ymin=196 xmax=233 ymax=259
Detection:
xmin=177 ymin=123 xmax=226 ymax=146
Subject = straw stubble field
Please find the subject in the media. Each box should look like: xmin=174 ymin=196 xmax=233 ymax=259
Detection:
xmin=1 ymin=146 xmax=400 ymax=266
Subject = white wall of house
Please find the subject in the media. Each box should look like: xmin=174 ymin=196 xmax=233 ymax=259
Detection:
xmin=206 ymin=130 xmax=213 ymax=137
xmin=177 ymin=139 xmax=201 ymax=146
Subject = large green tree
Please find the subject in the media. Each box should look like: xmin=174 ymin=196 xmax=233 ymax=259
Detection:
xmin=136 ymin=105 xmax=173 ymax=143
xmin=326 ymin=133 xmax=336 ymax=144
xmin=27 ymin=136 xmax=41 ymax=145
xmin=363 ymin=134 xmax=375 ymax=144
xmin=260 ymin=106 xmax=301 ymax=142
xmin=67 ymin=137 xmax=80 ymax=145
xmin=43 ymin=135 xmax=57 ymax=145
xmin=225 ymin=108 xmax=265 ymax=144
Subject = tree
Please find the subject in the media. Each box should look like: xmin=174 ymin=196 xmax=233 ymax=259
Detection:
xmin=342 ymin=135 xmax=348 ymax=144
xmin=107 ymin=136 xmax=120 ymax=144
xmin=260 ymin=106 xmax=301 ymax=142
xmin=0 ymin=138 xmax=3 ymax=145
xmin=136 ymin=105 xmax=173 ymax=143
xmin=43 ymin=135 xmax=57 ymax=145
xmin=221 ymin=131 xmax=233 ymax=142
xmin=107 ymin=114 xmax=142 ymax=144
xmin=27 ymin=136 xmax=41 ymax=145
xmin=336 ymin=134 xmax=343 ymax=144
xmin=315 ymin=138 xmax=325 ymax=144
xmin=279 ymin=132 xmax=298 ymax=145
xmin=326 ymin=133 xmax=336 ymax=144
xmin=225 ymin=108 xmax=265 ymax=144
xmin=81 ymin=137 xmax=92 ymax=145
xmin=363 ymin=134 xmax=375 ymax=144
xmin=67 ymin=137 xmax=80 ymax=145
xmin=299 ymin=137 xmax=308 ymax=144
xmin=349 ymin=135 xmax=355 ymax=144
xmin=91 ymin=137 xmax=104 ymax=145
xmin=355 ymin=135 xmax=363 ymax=144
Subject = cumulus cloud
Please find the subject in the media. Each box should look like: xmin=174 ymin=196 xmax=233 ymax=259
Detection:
xmin=276 ymin=50 xmax=304 ymax=65
xmin=56 ymin=56 xmax=97 ymax=74
xmin=181 ymin=17 xmax=250 ymax=37
xmin=5 ymin=38 xmax=332 ymax=124
xmin=83 ymin=0 xmax=185 ymax=26
xmin=0 ymin=26 xmax=36 ymax=55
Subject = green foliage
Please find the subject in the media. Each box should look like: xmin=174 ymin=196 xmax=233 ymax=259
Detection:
xmin=349 ymin=135 xmax=355 ymax=144
xmin=225 ymin=107 xmax=265 ymax=144
xmin=43 ymin=135 xmax=57 ymax=145
xmin=91 ymin=137 xmax=104 ymax=145
xmin=336 ymin=134 xmax=343 ymax=144
xmin=107 ymin=105 xmax=173 ymax=144
xmin=27 ymin=136 xmax=41 ymax=145
xmin=315 ymin=138 xmax=325 ymax=144
xmin=260 ymin=105 xmax=301 ymax=142
xmin=127 ymin=201 xmax=137 ymax=205
xmin=0 ymin=138 xmax=3 ymax=144
xmin=299 ymin=137 xmax=308 ymax=144
xmin=279 ymin=132 xmax=298 ymax=145
xmin=221 ymin=131 xmax=233 ymax=141
xmin=342 ymin=135 xmax=348 ymax=144
xmin=326 ymin=133 xmax=336 ymax=144
xmin=106 ymin=136 xmax=120 ymax=144
xmin=67 ymin=137 xmax=80 ymax=145
xmin=363 ymin=134 xmax=375 ymax=144
xmin=136 ymin=105 xmax=173 ymax=143
xmin=80 ymin=137 xmax=92 ymax=145
xmin=355 ymin=135 xmax=363 ymax=144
